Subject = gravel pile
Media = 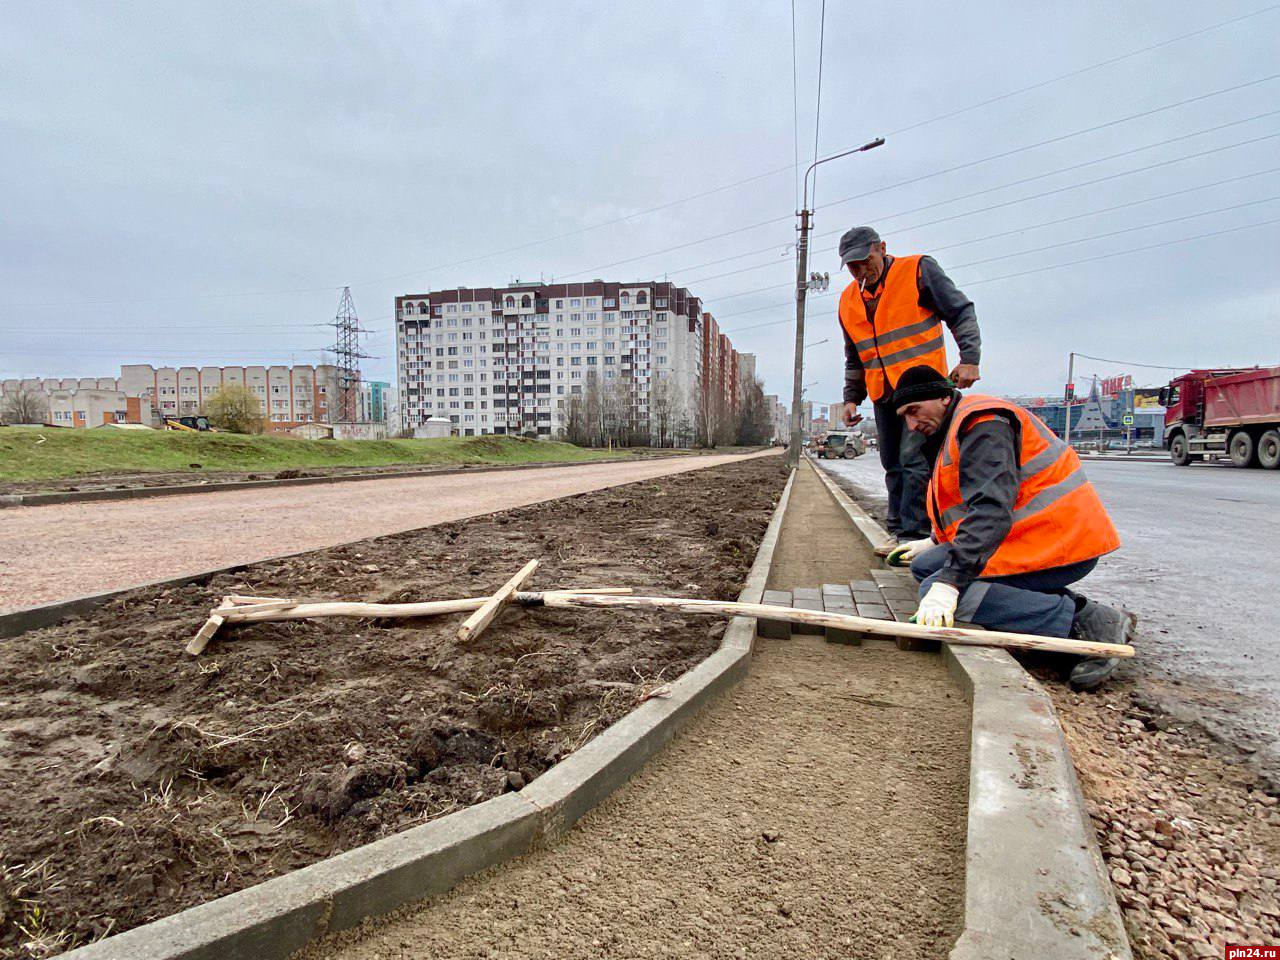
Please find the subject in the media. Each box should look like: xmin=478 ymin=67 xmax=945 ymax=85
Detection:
xmin=1051 ymin=683 xmax=1280 ymax=958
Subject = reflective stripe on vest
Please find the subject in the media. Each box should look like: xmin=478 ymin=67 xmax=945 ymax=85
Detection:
xmin=927 ymin=394 xmax=1121 ymax=578
xmin=838 ymin=254 xmax=949 ymax=402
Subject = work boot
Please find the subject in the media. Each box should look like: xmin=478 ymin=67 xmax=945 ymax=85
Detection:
xmin=1068 ymin=598 xmax=1136 ymax=692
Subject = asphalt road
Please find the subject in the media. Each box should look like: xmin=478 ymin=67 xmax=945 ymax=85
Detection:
xmin=819 ymin=453 xmax=1280 ymax=765
xmin=0 ymin=450 xmax=776 ymax=613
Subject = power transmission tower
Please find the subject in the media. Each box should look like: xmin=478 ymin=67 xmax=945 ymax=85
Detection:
xmin=329 ymin=287 xmax=368 ymax=423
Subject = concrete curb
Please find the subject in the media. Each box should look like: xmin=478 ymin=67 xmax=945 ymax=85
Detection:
xmin=809 ymin=459 xmax=1131 ymax=960
xmin=52 ymin=468 xmax=797 ymax=960
xmin=0 ymin=452 xmax=775 ymax=637
xmin=0 ymin=452 xmax=707 ymax=510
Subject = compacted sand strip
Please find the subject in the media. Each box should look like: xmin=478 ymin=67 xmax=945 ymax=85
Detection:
xmin=0 ymin=450 xmax=773 ymax=613
xmin=306 ymin=465 xmax=970 ymax=960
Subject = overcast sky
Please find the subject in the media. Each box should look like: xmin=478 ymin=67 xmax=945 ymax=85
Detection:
xmin=3 ymin=1 xmax=1278 ymax=411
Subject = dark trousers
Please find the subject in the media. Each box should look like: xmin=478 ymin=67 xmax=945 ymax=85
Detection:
xmin=910 ymin=543 xmax=1096 ymax=637
xmin=873 ymin=398 xmax=931 ymax=540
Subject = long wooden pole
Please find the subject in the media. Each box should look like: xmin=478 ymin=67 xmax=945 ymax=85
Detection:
xmin=204 ymin=589 xmax=632 ymax=628
xmin=191 ymin=589 xmax=1132 ymax=660
xmin=538 ymin=592 xmax=1135 ymax=659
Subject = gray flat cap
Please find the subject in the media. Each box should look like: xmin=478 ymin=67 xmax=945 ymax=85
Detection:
xmin=839 ymin=226 xmax=881 ymax=264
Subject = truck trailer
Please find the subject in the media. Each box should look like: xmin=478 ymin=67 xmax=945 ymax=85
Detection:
xmin=1159 ymin=366 xmax=1280 ymax=468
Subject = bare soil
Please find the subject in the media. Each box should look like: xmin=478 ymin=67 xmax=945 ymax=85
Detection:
xmin=0 ymin=457 xmax=787 ymax=958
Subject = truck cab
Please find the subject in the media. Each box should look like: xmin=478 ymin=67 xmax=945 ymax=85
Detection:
xmin=1158 ymin=374 xmax=1203 ymax=465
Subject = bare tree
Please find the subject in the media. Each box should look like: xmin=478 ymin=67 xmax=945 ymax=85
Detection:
xmin=649 ymin=372 xmax=676 ymax=447
xmin=695 ymin=384 xmax=720 ymax=448
xmin=560 ymin=390 xmax=591 ymax=446
xmin=0 ymin=385 xmax=50 ymax=425
xmin=735 ymin=377 xmax=772 ymax=445
xmin=584 ymin=371 xmax=606 ymax=446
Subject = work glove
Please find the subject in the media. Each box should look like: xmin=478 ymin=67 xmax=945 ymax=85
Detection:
xmin=885 ymin=537 xmax=934 ymax=568
xmin=913 ymin=582 xmax=959 ymax=628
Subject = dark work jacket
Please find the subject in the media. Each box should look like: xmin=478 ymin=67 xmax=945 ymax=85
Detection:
xmin=843 ymin=255 xmax=981 ymax=405
xmin=930 ymin=394 xmax=1019 ymax=591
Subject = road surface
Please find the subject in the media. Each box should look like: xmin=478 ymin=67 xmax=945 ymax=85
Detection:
xmin=0 ymin=451 xmax=776 ymax=613
xmin=819 ymin=453 xmax=1280 ymax=768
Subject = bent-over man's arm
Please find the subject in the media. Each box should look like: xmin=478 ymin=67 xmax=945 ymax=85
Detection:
xmin=935 ymin=415 xmax=1018 ymax=592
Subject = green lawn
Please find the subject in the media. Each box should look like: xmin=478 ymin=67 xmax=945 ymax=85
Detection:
xmin=0 ymin=427 xmax=639 ymax=482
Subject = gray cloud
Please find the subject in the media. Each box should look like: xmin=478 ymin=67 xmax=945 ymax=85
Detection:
xmin=2 ymin=1 xmax=1277 ymax=403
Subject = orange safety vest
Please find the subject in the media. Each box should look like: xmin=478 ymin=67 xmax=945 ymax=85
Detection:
xmin=927 ymin=394 xmax=1121 ymax=578
xmin=838 ymin=254 xmax=949 ymax=403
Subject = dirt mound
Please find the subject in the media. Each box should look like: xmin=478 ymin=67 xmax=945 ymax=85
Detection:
xmin=0 ymin=457 xmax=786 ymax=956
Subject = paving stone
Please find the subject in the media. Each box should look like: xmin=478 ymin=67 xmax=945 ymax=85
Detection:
xmin=791 ymin=589 xmax=825 ymax=635
xmin=822 ymin=598 xmax=862 ymax=645
xmin=853 ymin=602 xmax=892 ymax=621
xmin=757 ymin=589 xmax=793 ymax=640
xmin=821 ymin=582 xmax=853 ymax=601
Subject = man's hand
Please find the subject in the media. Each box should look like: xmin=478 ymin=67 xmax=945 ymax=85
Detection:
xmin=914 ymin=582 xmax=959 ymax=628
xmin=886 ymin=537 xmax=933 ymax=568
xmin=949 ymin=363 xmax=980 ymax=389
xmin=843 ymin=402 xmax=863 ymax=426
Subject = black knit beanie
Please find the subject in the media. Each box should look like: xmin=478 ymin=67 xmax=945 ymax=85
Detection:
xmin=890 ymin=365 xmax=955 ymax=410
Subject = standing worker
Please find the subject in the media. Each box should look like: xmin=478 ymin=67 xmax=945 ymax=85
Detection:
xmin=884 ymin=365 xmax=1132 ymax=690
xmin=838 ymin=226 xmax=982 ymax=556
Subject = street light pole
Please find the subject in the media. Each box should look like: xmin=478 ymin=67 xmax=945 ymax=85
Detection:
xmin=788 ymin=136 xmax=885 ymax=468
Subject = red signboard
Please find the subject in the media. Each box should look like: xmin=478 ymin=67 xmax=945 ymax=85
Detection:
xmin=1099 ymin=374 xmax=1132 ymax=399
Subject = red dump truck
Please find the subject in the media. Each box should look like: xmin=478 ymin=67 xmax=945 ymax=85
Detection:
xmin=1159 ymin=366 xmax=1280 ymax=468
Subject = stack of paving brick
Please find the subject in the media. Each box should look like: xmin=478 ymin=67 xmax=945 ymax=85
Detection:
xmin=758 ymin=567 xmax=939 ymax=652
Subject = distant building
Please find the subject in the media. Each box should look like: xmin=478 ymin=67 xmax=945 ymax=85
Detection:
xmin=1008 ymin=387 xmax=1166 ymax=442
xmin=120 ymin=363 xmax=336 ymax=430
xmin=395 ymin=281 xmax=738 ymax=443
xmin=763 ymin=393 xmax=788 ymax=443
xmin=4 ymin=362 xmax=338 ymax=431
xmin=357 ymin=380 xmax=390 ymax=424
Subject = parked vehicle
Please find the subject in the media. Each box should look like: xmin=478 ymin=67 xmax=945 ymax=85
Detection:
xmin=1159 ymin=366 xmax=1280 ymax=468
xmin=820 ymin=431 xmax=866 ymax=459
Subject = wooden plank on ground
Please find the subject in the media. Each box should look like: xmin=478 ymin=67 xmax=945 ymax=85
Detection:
xmin=457 ymin=559 xmax=540 ymax=642
xmin=186 ymin=614 xmax=225 ymax=656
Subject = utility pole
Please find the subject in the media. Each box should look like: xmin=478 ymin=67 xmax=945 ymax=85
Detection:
xmin=1064 ymin=351 xmax=1075 ymax=448
xmin=788 ymin=136 xmax=885 ymax=467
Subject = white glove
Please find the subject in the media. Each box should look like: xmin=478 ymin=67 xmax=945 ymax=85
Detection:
xmin=915 ymin=582 xmax=959 ymax=628
xmin=886 ymin=537 xmax=934 ymax=568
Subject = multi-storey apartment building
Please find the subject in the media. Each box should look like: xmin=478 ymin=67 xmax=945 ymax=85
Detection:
xmin=395 ymin=281 xmax=725 ymax=440
xmin=3 ymin=362 xmax=336 ymax=430
xmin=118 ymin=363 xmax=336 ymax=428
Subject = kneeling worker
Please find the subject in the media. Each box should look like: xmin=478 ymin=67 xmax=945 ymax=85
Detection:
xmin=884 ymin=365 xmax=1131 ymax=690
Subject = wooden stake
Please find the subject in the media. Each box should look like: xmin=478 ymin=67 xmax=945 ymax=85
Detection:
xmin=186 ymin=614 xmax=225 ymax=656
xmin=538 ymin=592 xmax=1136 ymax=659
xmin=457 ymin=559 xmax=540 ymax=642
